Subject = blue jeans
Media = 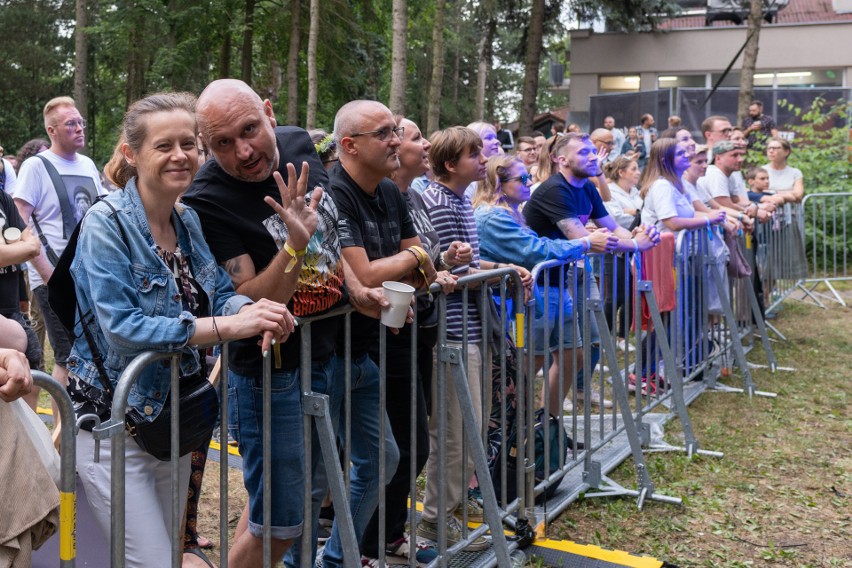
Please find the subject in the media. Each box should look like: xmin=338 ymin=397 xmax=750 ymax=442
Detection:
xmin=284 ymin=355 xmax=344 ymax=567
xmin=228 ymin=368 xmax=305 ymax=540
xmin=324 ymin=354 xmax=400 ymax=567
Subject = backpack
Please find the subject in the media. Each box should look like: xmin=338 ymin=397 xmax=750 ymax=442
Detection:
xmin=48 ymin=199 xmax=128 ymax=394
xmin=490 ymin=406 xmax=574 ymax=507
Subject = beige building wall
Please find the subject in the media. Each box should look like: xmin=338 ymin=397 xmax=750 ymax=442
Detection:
xmin=568 ymin=22 xmax=852 ymax=112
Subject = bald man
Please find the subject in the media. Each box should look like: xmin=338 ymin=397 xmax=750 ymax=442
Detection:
xmin=183 ymin=79 xmax=389 ymax=568
xmin=587 ymin=128 xmax=615 ymax=200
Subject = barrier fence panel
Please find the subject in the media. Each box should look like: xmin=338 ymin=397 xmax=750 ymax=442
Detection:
xmin=32 ymin=370 xmax=78 ymax=568
xmin=800 ymin=193 xmax=852 ymax=308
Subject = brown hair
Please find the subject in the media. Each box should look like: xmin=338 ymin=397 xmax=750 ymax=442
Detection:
xmin=516 ymin=136 xmax=535 ymax=148
xmin=14 ymin=139 xmax=50 ymax=173
xmin=104 ymin=92 xmax=197 ymax=188
xmin=745 ymin=165 xmax=768 ymax=181
xmin=639 ymin=138 xmax=683 ymax=198
xmin=603 ymin=155 xmax=636 ymax=183
xmin=472 ymin=155 xmax=523 ymax=217
xmin=767 ymin=136 xmax=792 ymax=156
xmin=428 ymin=126 xmax=482 ymax=181
xmin=701 ymin=115 xmax=728 ymax=139
xmin=550 ymin=132 xmax=590 ymax=160
xmin=532 ymin=136 xmax=560 ymax=183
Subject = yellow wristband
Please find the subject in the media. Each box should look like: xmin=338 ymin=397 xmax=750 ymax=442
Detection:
xmin=283 ymin=241 xmax=307 ymax=273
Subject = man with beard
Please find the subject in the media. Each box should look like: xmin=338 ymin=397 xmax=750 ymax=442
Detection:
xmin=742 ymin=100 xmax=778 ymax=149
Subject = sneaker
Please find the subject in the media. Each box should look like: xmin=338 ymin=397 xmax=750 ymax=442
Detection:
xmin=563 ymin=399 xmax=574 ymax=413
xmin=316 ymin=523 xmax=331 ymax=546
xmin=455 ymin=496 xmax=484 ymax=523
xmin=576 ymin=389 xmax=613 ymax=409
xmin=360 ymin=557 xmax=380 ymax=567
xmin=417 ymin=516 xmax=489 ymax=552
xmin=385 ymin=533 xmax=439 ymax=566
xmin=616 ymin=338 xmax=635 ymax=352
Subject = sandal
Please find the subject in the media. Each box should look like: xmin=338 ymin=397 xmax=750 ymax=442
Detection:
xmin=183 ymin=547 xmax=214 ymax=568
xmin=197 ymin=536 xmax=214 ymax=550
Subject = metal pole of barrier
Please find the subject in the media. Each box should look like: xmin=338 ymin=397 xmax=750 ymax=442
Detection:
xmin=170 ymin=355 xmax=181 ymax=568
xmin=378 ymin=324 xmax=387 ymax=568
xmin=407 ymin=306 xmax=418 ymax=568
xmin=98 ymin=350 xmax=177 ymax=568
xmin=219 ymin=342 xmax=230 ymax=568
xmin=585 ymin=295 xmax=682 ymax=509
xmin=434 ymin=291 xmax=448 ymax=565
xmin=32 ymin=371 xmax=77 ymax=568
xmin=262 ymin=350 xmax=271 ymax=568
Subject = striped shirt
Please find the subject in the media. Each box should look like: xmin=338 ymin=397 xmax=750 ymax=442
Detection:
xmin=423 ymin=182 xmax=482 ymax=341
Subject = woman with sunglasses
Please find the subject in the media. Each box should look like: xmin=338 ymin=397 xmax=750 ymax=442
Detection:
xmin=473 ymin=155 xmax=611 ymax=416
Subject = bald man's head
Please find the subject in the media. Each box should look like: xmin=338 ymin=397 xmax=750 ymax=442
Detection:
xmin=334 ymin=100 xmax=401 ymax=179
xmin=590 ymin=128 xmax=614 ymax=152
xmin=196 ymin=79 xmax=280 ymax=182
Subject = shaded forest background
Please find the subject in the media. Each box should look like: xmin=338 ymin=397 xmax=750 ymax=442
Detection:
xmin=0 ymin=0 xmax=681 ymax=166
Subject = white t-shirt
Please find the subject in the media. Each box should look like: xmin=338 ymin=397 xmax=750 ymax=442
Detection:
xmin=1 ymin=159 xmax=17 ymax=195
xmin=681 ymin=177 xmax=706 ymax=206
xmin=14 ymin=150 xmax=105 ymax=290
xmin=762 ymin=163 xmax=803 ymax=192
xmin=699 ymin=165 xmax=736 ymax=200
xmin=604 ymin=182 xmax=642 ymax=230
xmin=730 ymin=171 xmax=747 ymax=198
xmin=641 ymin=178 xmax=695 ymax=234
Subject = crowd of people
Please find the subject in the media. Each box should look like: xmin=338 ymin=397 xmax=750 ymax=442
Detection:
xmin=0 ymin=89 xmax=805 ymax=567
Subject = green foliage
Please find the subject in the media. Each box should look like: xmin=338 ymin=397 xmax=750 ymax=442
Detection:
xmin=749 ymin=97 xmax=852 ymax=193
xmin=569 ymin=0 xmax=683 ymax=32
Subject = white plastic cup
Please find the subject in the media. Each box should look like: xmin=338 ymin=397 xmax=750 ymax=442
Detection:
xmin=380 ymin=281 xmax=415 ymax=328
xmin=3 ymin=227 xmax=21 ymax=243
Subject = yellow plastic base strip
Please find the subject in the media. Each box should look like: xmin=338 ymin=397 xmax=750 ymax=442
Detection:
xmin=531 ymin=537 xmax=663 ymax=568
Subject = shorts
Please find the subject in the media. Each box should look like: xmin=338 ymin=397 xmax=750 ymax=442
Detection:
xmin=228 ymin=368 xmax=305 ymax=540
xmin=3 ymin=310 xmax=43 ymax=370
xmin=530 ymin=269 xmax=600 ymax=355
xmin=32 ymin=285 xmax=72 ymax=367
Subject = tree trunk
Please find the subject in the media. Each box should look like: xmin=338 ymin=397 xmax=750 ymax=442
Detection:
xmin=306 ymin=0 xmax=319 ymax=129
xmin=389 ymin=0 xmax=407 ymax=115
xmin=451 ymin=8 xmax=461 ymax=111
xmin=241 ymin=0 xmax=256 ymax=85
xmin=518 ymin=0 xmax=545 ymax=135
xmin=126 ymin=3 xmax=145 ymax=108
xmin=74 ymin=0 xmax=88 ymax=115
xmin=425 ymin=0 xmax=445 ymax=135
xmin=474 ymin=19 xmax=495 ymax=121
xmin=737 ymin=0 xmax=763 ymax=125
xmin=286 ymin=0 xmax=300 ymax=125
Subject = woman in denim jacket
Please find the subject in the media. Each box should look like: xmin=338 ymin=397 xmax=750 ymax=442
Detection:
xmin=69 ymin=92 xmax=295 ymax=567
xmin=473 ymin=154 xmax=614 ymax=416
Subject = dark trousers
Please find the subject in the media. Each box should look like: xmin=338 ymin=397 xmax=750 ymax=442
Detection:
xmin=361 ymin=324 xmax=436 ymax=554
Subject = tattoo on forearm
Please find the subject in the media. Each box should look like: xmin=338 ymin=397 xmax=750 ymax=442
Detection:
xmin=556 ymin=217 xmax=585 ymax=239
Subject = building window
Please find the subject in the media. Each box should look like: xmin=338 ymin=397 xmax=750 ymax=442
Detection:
xmin=599 ymin=75 xmax=641 ymax=93
xmin=657 ymin=75 xmax=705 ymax=89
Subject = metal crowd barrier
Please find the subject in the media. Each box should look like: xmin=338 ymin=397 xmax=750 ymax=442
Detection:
xmin=31 ymin=370 xmax=78 ymax=568
xmin=798 ymin=194 xmax=851 ymax=309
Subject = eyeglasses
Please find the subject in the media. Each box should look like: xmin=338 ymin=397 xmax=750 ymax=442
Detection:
xmin=715 ymin=127 xmax=733 ymax=135
xmin=501 ymin=173 xmax=533 ymax=185
xmin=349 ymin=126 xmax=404 ymax=142
xmin=518 ymin=147 xmax=536 ymax=153
xmin=58 ymin=119 xmax=87 ymax=130
xmin=766 ymin=146 xmax=784 ymax=151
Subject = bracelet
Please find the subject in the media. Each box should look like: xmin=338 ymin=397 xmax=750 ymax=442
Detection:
xmin=582 ymin=237 xmax=591 ymax=251
xmin=631 ymin=238 xmax=639 ymax=253
xmin=404 ymin=247 xmax=421 ymax=268
xmin=211 ymin=314 xmax=223 ymax=343
xmin=283 ymin=241 xmax=307 ymax=273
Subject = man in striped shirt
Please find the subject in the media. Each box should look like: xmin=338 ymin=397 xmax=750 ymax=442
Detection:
xmin=419 ymin=126 xmax=529 ymax=551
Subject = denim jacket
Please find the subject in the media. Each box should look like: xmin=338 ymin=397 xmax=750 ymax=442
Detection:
xmin=474 ymin=205 xmax=585 ymax=269
xmin=66 ymin=179 xmax=252 ymax=421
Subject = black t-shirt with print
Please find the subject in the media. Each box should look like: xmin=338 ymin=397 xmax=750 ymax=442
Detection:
xmin=330 ymin=161 xmax=417 ymax=357
xmin=524 ymin=172 xmax=609 ymax=240
xmin=0 ymin=191 xmax=26 ymax=314
xmin=183 ymin=126 xmax=347 ymax=375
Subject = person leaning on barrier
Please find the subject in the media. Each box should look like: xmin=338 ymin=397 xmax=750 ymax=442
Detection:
xmin=473 ymin=153 xmax=613 ymax=416
xmin=331 ymin=107 xmax=443 ymax=566
xmin=524 ymin=132 xmax=660 ymax=408
xmin=67 ymin=92 xmax=295 ymax=568
xmin=418 ymin=126 xmax=532 ymax=552
xmin=699 ymin=139 xmax=770 ymax=225
xmin=682 ymin=145 xmax=746 ymax=236
xmin=183 ymin=79 xmax=380 ymax=568
xmin=762 ymin=137 xmax=804 ymax=203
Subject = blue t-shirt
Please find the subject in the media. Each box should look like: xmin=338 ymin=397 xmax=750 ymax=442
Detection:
xmin=524 ymin=173 xmax=609 ymax=240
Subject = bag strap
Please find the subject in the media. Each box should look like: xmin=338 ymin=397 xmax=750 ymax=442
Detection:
xmin=77 ymin=199 xmax=129 ymax=399
xmin=35 ymin=154 xmax=77 ymax=240
xmin=31 ymin=215 xmax=61 ymax=266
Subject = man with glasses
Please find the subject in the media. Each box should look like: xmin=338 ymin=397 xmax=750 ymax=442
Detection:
xmin=323 ymin=99 xmax=439 ymax=566
xmin=701 ymin=115 xmax=734 ymax=154
xmin=14 ymin=96 xmax=104 ymax=414
xmin=515 ymin=136 xmax=539 ymax=168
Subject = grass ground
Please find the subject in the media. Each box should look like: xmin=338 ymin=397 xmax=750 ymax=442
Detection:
xmin=542 ymin=295 xmax=851 ymax=567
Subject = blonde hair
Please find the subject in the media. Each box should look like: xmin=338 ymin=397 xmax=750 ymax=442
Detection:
xmin=43 ymin=96 xmax=77 ymax=130
xmin=472 ymin=155 xmax=522 ymax=217
xmin=639 ymin=138 xmax=683 ymax=199
xmin=603 ymin=155 xmax=635 ymax=183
